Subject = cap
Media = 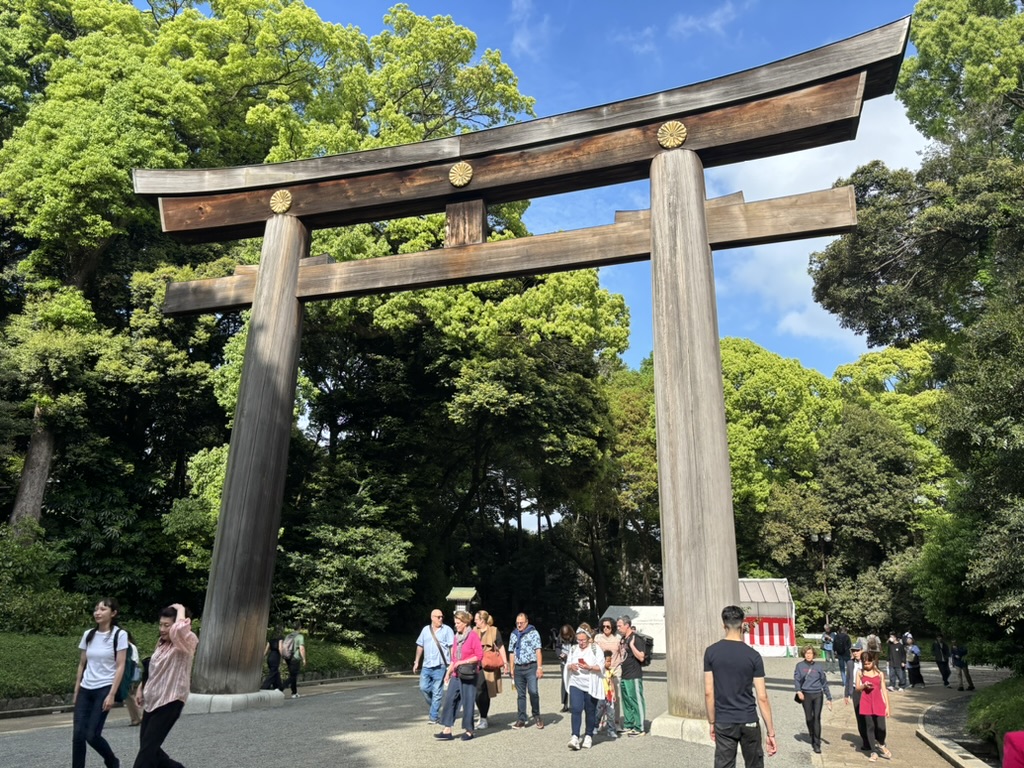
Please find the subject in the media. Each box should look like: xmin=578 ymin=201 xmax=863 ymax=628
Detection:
xmin=851 ymin=640 xmax=864 ymax=650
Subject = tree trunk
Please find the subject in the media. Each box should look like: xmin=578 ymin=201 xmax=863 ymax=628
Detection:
xmin=9 ymin=404 xmax=55 ymax=526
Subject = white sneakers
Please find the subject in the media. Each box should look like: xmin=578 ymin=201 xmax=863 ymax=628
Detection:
xmin=568 ymin=735 xmax=580 ymax=750
xmin=582 ymin=735 xmax=593 ymax=749
xmin=476 ymin=718 xmax=489 ymax=730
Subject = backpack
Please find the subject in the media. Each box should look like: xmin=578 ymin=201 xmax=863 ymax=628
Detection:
xmin=112 ymin=629 xmax=136 ymax=703
xmin=283 ymin=632 xmax=298 ymax=660
xmin=635 ymin=632 xmax=654 ymax=667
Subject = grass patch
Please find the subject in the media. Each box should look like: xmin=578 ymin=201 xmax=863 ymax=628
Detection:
xmin=967 ymin=674 xmax=1024 ymax=747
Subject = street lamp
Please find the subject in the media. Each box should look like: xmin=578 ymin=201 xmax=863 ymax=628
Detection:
xmin=809 ymin=532 xmax=832 ymax=625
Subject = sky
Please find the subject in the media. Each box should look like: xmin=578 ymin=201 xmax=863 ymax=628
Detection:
xmin=306 ymin=0 xmax=927 ymax=375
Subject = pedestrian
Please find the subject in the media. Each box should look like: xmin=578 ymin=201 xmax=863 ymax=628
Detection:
xmin=932 ymin=633 xmax=952 ymax=688
xmin=261 ymin=625 xmax=284 ymax=691
xmin=123 ymin=632 xmax=143 ymax=727
xmin=593 ymin=616 xmax=623 ymax=731
xmin=833 ymin=626 xmax=852 ymax=688
xmin=564 ymin=626 xmax=603 ymax=750
xmin=855 ymin=651 xmax=893 ymax=761
xmin=704 ymin=605 xmax=777 ymax=767
xmin=596 ymin=650 xmax=618 ymax=740
xmin=509 ymin=612 xmax=545 ymax=729
xmin=473 ymin=610 xmax=509 ymax=730
xmin=794 ymin=644 xmax=832 ymax=754
xmin=434 ymin=610 xmax=482 ymax=741
xmin=885 ymin=632 xmax=907 ymax=691
xmin=821 ymin=625 xmax=835 ymax=672
xmin=413 ymin=609 xmax=454 ymax=724
xmin=73 ymin=597 xmax=128 ymax=768
xmin=282 ymin=621 xmax=307 ymax=699
xmin=132 ymin=603 xmax=199 ymax=768
xmin=950 ymin=639 xmax=975 ymax=691
xmin=905 ymin=634 xmax=926 ymax=688
xmin=616 ymin=615 xmax=647 ymax=736
xmin=843 ymin=640 xmax=870 ymax=753
xmin=556 ymin=624 xmax=575 ymax=712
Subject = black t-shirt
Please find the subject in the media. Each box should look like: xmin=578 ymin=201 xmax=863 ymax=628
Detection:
xmin=620 ymin=633 xmax=644 ymax=680
xmin=833 ymin=631 xmax=851 ymax=656
xmin=703 ymin=639 xmax=764 ymax=725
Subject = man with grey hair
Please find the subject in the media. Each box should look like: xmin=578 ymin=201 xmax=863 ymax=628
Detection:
xmin=616 ymin=615 xmax=647 ymax=735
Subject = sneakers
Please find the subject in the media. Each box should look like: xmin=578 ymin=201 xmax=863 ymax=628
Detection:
xmin=512 ymin=720 xmax=527 ymax=730
xmin=968 ymin=686 xmax=976 ymax=691
xmin=626 ymin=728 xmax=645 ymax=736
xmin=957 ymin=686 xmax=965 ymax=691
xmin=582 ymin=735 xmax=593 ymax=749
xmin=428 ymin=718 xmax=438 ymax=725
xmin=606 ymin=729 xmax=619 ymax=740
xmin=476 ymin=718 xmax=489 ymax=730
xmin=568 ymin=735 xmax=580 ymax=750
xmin=534 ymin=715 xmax=544 ymax=729
xmin=291 ymin=694 xmax=300 ymax=699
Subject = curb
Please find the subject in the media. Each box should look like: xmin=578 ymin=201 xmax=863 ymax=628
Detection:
xmin=917 ymin=710 xmax=991 ymax=768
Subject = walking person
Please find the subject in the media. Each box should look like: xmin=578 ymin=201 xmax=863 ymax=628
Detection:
xmin=616 ymin=615 xmax=647 ymax=736
xmin=932 ymin=634 xmax=952 ymax=688
xmin=509 ymin=612 xmax=545 ymax=729
xmin=821 ymin=625 xmax=835 ymax=673
xmin=556 ymin=624 xmax=575 ymax=712
xmin=596 ymin=650 xmax=619 ymax=740
xmin=855 ymin=651 xmax=893 ymax=761
xmin=473 ymin=610 xmax=509 ymax=730
xmin=833 ymin=626 xmax=852 ymax=688
xmin=704 ymin=605 xmax=777 ymax=767
xmin=73 ymin=597 xmax=128 ymax=768
xmin=885 ymin=632 xmax=907 ymax=691
xmin=905 ymin=634 xmax=926 ymax=688
xmin=413 ymin=609 xmax=454 ymax=724
xmin=282 ymin=621 xmax=307 ymax=698
xmin=124 ymin=632 xmax=143 ymax=727
xmin=843 ymin=641 xmax=870 ymax=753
xmin=434 ymin=610 xmax=482 ymax=741
xmin=950 ymin=639 xmax=975 ymax=691
xmin=794 ymin=644 xmax=832 ymax=754
xmin=593 ymin=616 xmax=623 ymax=731
xmin=564 ymin=626 xmax=603 ymax=750
xmin=132 ymin=603 xmax=199 ymax=768
xmin=261 ymin=625 xmax=284 ymax=691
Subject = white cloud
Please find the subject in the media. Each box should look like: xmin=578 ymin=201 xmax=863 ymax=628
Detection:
xmin=612 ymin=26 xmax=659 ymax=56
xmin=669 ymin=1 xmax=742 ymax=38
xmin=508 ymin=0 xmax=553 ymax=60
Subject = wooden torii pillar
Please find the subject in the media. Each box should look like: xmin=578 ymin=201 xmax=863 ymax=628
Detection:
xmin=135 ymin=19 xmax=909 ymax=734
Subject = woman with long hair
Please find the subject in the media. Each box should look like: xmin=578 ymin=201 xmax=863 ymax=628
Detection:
xmin=72 ymin=597 xmax=127 ymax=768
xmin=856 ymin=651 xmax=893 ymax=761
xmin=593 ymin=617 xmax=623 ymax=731
xmin=435 ymin=610 xmax=482 ymax=741
xmin=473 ymin=610 xmax=509 ymax=730
xmin=262 ymin=625 xmax=284 ymax=691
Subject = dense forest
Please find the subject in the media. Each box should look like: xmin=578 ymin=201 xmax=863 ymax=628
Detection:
xmin=1 ymin=0 xmax=1021 ymax=670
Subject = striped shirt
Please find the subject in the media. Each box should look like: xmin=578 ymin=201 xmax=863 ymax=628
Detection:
xmin=143 ymin=618 xmax=199 ymax=712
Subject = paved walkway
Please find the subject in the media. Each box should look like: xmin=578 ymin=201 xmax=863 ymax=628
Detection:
xmin=0 ymin=657 xmax=1002 ymax=767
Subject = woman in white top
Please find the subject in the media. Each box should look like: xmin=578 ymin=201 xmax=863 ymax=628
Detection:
xmin=73 ymin=597 xmax=128 ymax=768
xmin=563 ymin=626 xmax=604 ymax=750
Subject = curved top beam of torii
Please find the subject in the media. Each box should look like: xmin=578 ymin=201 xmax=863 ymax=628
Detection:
xmin=133 ymin=17 xmax=909 ymax=244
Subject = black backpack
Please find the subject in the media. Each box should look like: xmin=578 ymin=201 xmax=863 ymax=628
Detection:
xmin=635 ymin=632 xmax=654 ymax=667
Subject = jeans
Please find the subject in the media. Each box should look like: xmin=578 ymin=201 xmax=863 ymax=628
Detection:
xmin=887 ymin=663 xmax=907 ymax=688
xmin=440 ymin=678 xmax=476 ymax=732
xmin=569 ymin=686 xmax=598 ymax=737
xmin=801 ymin=691 xmax=824 ymax=749
xmin=714 ymin=721 xmax=764 ymax=768
xmin=72 ymin=685 xmax=118 ymax=768
xmin=419 ymin=665 xmax=445 ymax=720
xmin=514 ymin=663 xmax=540 ymax=721
xmin=132 ymin=700 xmax=185 ymax=768
xmin=837 ymin=654 xmax=851 ymax=689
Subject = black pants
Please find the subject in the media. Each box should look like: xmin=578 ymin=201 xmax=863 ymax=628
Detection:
xmin=286 ymin=657 xmax=301 ymax=695
xmin=132 ymin=700 xmax=185 ymax=768
xmin=262 ymin=656 xmax=282 ymax=690
xmin=937 ymin=661 xmax=951 ymax=685
xmin=851 ymin=692 xmax=869 ymax=749
xmin=801 ymin=692 xmax=823 ymax=749
xmin=865 ymin=713 xmax=887 ymax=751
xmin=476 ymin=674 xmax=491 ymax=718
xmin=714 ymin=721 xmax=763 ymax=768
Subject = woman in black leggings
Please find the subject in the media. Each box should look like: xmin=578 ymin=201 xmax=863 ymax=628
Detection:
xmin=794 ymin=644 xmax=833 ymax=754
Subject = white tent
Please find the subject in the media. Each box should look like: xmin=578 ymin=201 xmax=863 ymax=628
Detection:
xmin=739 ymin=578 xmax=797 ymax=657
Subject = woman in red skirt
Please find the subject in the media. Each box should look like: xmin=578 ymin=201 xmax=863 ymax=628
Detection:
xmin=856 ymin=651 xmax=893 ymax=761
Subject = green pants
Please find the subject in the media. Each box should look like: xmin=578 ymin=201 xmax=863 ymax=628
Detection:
xmin=620 ymin=678 xmax=646 ymax=732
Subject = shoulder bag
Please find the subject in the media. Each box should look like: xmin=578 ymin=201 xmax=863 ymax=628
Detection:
xmin=481 ymin=627 xmax=503 ymax=672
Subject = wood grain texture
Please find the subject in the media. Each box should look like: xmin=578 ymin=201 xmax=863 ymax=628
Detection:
xmin=650 ymin=149 xmax=740 ymax=720
xmin=154 ymin=74 xmax=865 ymax=243
xmin=445 ymin=199 xmax=488 ymax=247
xmin=191 ymin=214 xmax=308 ymax=694
xmin=162 ymin=186 xmax=855 ymax=315
xmin=134 ymin=18 xmax=907 ymax=197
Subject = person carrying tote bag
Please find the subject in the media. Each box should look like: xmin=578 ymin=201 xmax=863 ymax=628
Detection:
xmin=473 ymin=610 xmax=510 ymax=730
xmin=435 ymin=610 xmax=483 ymax=741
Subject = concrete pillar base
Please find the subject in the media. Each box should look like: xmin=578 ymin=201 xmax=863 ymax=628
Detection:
xmin=650 ymin=712 xmax=714 ymax=745
xmin=182 ymin=689 xmax=284 ymax=716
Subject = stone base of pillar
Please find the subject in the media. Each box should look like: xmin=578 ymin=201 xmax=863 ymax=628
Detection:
xmin=183 ymin=689 xmax=284 ymax=716
xmin=650 ymin=712 xmax=715 ymax=745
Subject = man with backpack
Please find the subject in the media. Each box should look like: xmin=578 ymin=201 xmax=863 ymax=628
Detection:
xmin=282 ymin=621 xmax=307 ymax=699
xmin=616 ymin=616 xmax=647 ymax=736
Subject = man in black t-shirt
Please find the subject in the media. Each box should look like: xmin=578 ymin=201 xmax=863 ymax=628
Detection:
xmin=704 ymin=606 xmax=776 ymax=768
xmin=832 ymin=627 xmax=852 ymax=689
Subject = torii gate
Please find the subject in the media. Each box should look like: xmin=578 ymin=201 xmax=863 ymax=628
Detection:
xmin=135 ymin=18 xmax=909 ymax=736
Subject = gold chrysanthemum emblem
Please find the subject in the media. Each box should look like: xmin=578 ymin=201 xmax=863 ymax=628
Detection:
xmin=269 ymin=189 xmax=293 ymax=214
xmin=657 ymin=121 xmax=688 ymax=149
xmin=448 ymin=161 xmax=474 ymax=187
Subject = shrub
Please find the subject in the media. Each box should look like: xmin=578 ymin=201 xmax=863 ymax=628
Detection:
xmin=967 ymin=675 xmax=1024 ymax=747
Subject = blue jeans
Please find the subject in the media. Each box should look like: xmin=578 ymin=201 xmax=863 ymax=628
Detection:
xmin=837 ymin=654 xmax=851 ymax=689
xmin=419 ymin=665 xmax=445 ymax=720
xmin=514 ymin=663 xmax=540 ymax=722
xmin=440 ymin=679 xmax=476 ymax=732
xmin=72 ymin=685 xmax=118 ymax=768
xmin=569 ymin=686 xmax=597 ymax=737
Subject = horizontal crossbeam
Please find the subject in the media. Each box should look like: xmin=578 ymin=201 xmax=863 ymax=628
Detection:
xmin=163 ymin=186 xmax=855 ymax=316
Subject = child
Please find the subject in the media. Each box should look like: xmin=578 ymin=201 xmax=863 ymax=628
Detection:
xmin=855 ymin=651 xmax=892 ymax=762
xmin=596 ymin=650 xmax=618 ymax=739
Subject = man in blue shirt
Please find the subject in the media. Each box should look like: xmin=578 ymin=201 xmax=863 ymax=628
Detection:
xmin=413 ymin=609 xmax=454 ymax=724
xmin=509 ymin=612 xmax=545 ymax=729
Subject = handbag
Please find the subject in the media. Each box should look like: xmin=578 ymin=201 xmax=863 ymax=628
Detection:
xmin=481 ymin=627 xmax=503 ymax=671
xmin=457 ymin=663 xmax=478 ymax=683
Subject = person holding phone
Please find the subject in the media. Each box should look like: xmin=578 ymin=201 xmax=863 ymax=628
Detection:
xmin=563 ymin=627 xmax=603 ymax=750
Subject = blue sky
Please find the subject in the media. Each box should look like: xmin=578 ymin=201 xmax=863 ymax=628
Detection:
xmin=307 ymin=0 xmax=927 ymax=375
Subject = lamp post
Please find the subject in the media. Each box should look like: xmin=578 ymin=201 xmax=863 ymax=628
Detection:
xmin=810 ymin=532 xmax=832 ymax=625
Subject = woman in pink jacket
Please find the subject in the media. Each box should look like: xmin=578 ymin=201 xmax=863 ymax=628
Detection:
xmin=434 ymin=610 xmax=483 ymax=741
